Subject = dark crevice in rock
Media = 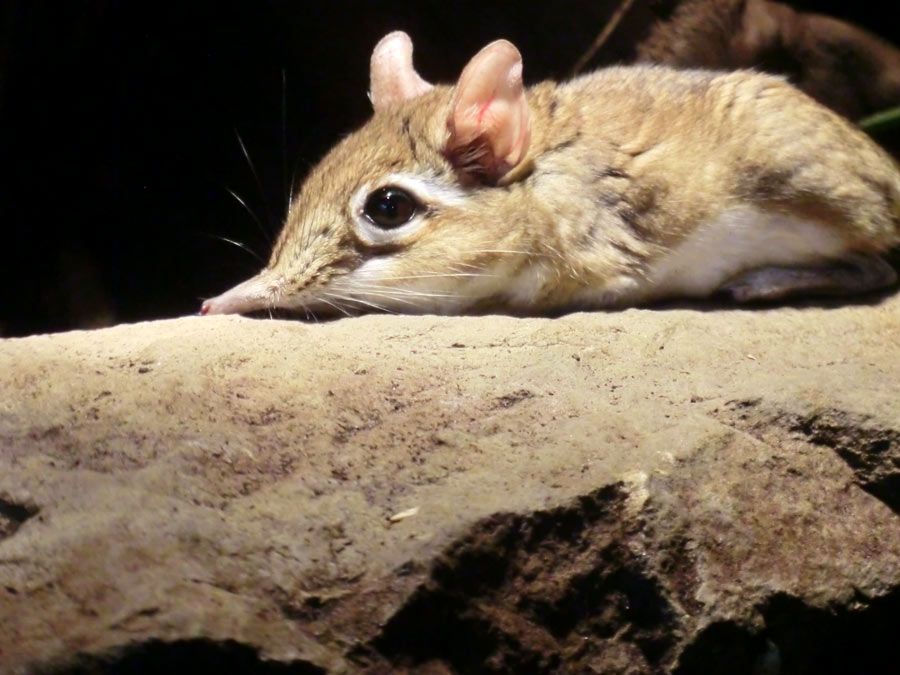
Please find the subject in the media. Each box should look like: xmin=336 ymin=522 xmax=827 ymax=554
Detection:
xmin=42 ymin=639 xmax=325 ymax=675
xmin=760 ymin=589 xmax=900 ymax=675
xmin=715 ymin=400 xmax=900 ymax=514
xmin=674 ymin=621 xmax=767 ymax=675
xmin=788 ymin=411 xmax=900 ymax=513
xmin=0 ymin=496 xmax=39 ymax=539
xmin=370 ymin=485 xmax=680 ymax=673
xmin=676 ymin=588 xmax=900 ymax=675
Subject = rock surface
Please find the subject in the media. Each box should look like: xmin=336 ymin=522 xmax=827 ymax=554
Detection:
xmin=1 ymin=295 xmax=899 ymax=674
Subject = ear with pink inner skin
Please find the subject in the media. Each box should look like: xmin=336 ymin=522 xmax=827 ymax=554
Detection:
xmin=446 ymin=39 xmax=532 ymax=184
xmin=369 ymin=31 xmax=434 ymax=110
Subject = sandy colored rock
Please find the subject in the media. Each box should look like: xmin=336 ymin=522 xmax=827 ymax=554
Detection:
xmin=1 ymin=294 xmax=899 ymax=673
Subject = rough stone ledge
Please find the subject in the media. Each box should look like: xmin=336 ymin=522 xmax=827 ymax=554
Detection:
xmin=1 ymin=295 xmax=899 ymax=673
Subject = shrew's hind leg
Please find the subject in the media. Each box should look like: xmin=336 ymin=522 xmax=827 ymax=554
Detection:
xmin=721 ymin=253 xmax=898 ymax=302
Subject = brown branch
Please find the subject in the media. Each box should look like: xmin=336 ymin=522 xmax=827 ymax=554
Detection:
xmin=571 ymin=0 xmax=638 ymax=76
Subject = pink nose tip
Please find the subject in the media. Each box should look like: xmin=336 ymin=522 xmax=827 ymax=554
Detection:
xmin=199 ymin=300 xmax=211 ymax=315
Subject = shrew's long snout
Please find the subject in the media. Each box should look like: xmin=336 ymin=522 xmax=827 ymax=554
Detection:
xmin=200 ymin=272 xmax=281 ymax=316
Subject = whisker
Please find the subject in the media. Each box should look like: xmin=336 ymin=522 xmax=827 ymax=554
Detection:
xmin=234 ymin=129 xmax=273 ymax=237
xmin=334 ymin=284 xmax=464 ymax=299
xmin=203 ymin=233 xmax=266 ymax=265
xmin=318 ymin=296 xmax=353 ymax=317
xmin=377 ymin=272 xmax=498 ymax=280
xmin=325 ymin=292 xmax=398 ymax=314
xmin=450 ymin=262 xmax=489 ymax=271
xmin=333 ymin=289 xmax=421 ymax=307
xmin=224 ymin=187 xmax=270 ymax=246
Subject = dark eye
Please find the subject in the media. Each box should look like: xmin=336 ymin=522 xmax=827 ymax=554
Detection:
xmin=363 ymin=186 xmax=419 ymax=229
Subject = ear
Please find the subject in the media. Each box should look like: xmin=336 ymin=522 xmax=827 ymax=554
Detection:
xmin=446 ymin=39 xmax=532 ymax=184
xmin=369 ymin=31 xmax=434 ymax=110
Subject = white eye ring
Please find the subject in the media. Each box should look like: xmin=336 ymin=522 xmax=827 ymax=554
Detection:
xmin=350 ymin=173 xmax=465 ymax=247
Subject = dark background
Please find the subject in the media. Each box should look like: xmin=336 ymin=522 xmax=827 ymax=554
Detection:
xmin=1 ymin=1 xmax=898 ymax=336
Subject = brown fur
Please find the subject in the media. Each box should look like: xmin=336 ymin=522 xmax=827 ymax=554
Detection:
xmin=639 ymin=0 xmax=900 ymax=120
